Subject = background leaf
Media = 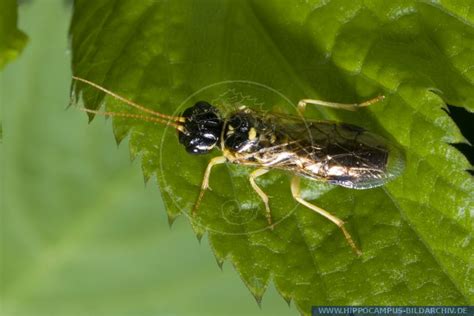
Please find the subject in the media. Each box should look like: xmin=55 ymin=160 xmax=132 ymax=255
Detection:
xmin=0 ymin=0 xmax=28 ymax=69
xmin=70 ymin=0 xmax=473 ymax=314
xmin=1 ymin=1 xmax=294 ymax=316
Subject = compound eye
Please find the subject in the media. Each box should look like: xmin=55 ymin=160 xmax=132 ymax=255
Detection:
xmin=194 ymin=101 xmax=213 ymax=111
xmin=178 ymin=101 xmax=223 ymax=155
xmin=182 ymin=101 xmax=214 ymax=119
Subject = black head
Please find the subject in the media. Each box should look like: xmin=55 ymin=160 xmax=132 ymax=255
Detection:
xmin=178 ymin=101 xmax=223 ymax=154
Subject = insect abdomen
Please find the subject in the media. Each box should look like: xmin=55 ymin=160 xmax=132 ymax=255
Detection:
xmin=296 ymin=126 xmax=405 ymax=189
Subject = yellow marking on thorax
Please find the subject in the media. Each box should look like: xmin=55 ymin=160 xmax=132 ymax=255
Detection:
xmin=270 ymin=134 xmax=277 ymax=144
xmin=248 ymin=127 xmax=257 ymax=140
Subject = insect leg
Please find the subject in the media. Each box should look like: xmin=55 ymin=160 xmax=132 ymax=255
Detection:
xmin=192 ymin=156 xmax=227 ymax=216
xmin=290 ymin=176 xmax=362 ymax=256
xmin=249 ymin=168 xmax=273 ymax=229
xmin=297 ymin=95 xmax=385 ymax=113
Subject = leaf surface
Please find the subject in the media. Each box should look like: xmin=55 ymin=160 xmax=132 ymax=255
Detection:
xmin=0 ymin=0 xmax=27 ymax=69
xmin=70 ymin=0 xmax=474 ymax=313
xmin=1 ymin=2 xmax=292 ymax=315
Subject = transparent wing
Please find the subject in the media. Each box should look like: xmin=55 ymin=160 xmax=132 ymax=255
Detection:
xmin=244 ymin=110 xmax=405 ymax=189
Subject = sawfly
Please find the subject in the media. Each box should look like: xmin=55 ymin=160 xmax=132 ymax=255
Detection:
xmin=72 ymin=76 xmax=405 ymax=255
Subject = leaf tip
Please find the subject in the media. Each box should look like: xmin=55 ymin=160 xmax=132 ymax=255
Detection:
xmin=252 ymin=293 xmax=263 ymax=308
xmin=114 ymin=133 xmax=124 ymax=147
xmin=195 ymin=231 xmax=204 ymax=243
xmin=142 ymin=174 xmax=151 ymax=185
xmin=215 ymin=257 xmax=225 ymax=270
xmin=167 ymin=214 xmax=178 ymax=228
xmin=140 ymin=164 xmax=152 ymax=184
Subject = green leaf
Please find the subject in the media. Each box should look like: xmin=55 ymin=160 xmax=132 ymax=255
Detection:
xmin=0 ymin=0 xmax=28 ymax=69
xmin=70 ymin=0 xmax=474 ymax=313
xmin=1 ymin=2 xmax=293 ymax=316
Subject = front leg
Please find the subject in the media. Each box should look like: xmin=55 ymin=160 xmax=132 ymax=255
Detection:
xmin=297 ymin=95 xmax=385 ymax=114
xmin=192 ymin=156 xmax=227 ymax=216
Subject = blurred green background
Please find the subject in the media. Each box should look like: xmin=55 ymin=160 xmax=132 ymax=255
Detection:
xmin=0 ymin=1 xmax=295 ymax=315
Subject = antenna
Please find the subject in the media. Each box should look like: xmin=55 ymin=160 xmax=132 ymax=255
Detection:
xmin=72 ymin=76 xmax=185 ymax=122
xmin=79 ymin=107 xmax=185 ymax=132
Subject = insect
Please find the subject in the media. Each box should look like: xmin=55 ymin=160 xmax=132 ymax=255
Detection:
xmin=72 ymin=76 xmax=405 ymax=255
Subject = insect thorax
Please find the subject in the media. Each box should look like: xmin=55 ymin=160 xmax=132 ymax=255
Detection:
xmin=221 ymin=109 xmax=285 ymax=162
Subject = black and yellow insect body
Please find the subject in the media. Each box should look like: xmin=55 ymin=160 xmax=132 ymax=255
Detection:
xmin=220 ymin=107 xmax=403 ymax=187
xmin=73 ymin=76 xmax=404 ymax=256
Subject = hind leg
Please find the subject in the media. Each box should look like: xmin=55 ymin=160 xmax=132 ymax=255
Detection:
xmin=297 ymin=95 xmax=384 ymax=114
xmin=290 ymin=176 xmax=362 ymax=256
